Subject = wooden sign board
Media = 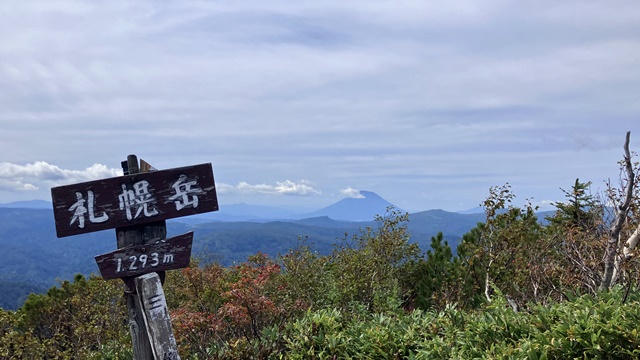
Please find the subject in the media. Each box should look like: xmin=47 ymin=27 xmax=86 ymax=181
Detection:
xmin=51 ymin=163 xmax=218 ymax=238
xmin=95 ymin=232 xmax=193 ymax=280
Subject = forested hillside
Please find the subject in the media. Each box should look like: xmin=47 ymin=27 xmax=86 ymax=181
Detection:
xmin=0 ymin=207 xmax=482 ymax=310
xmin=2 ymin=134 xmax=640 ymax=358
xmin=2 ymin=177 xmax=640 ymax=359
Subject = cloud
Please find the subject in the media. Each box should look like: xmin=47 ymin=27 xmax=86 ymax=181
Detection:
xmin=340 ymin=186 xmax=364 ymax=199
xmin=276 ymin=180 xmax=321 ymax=195
xmin=218 ymin=180 xmax=321 ymax=196
xmin=0 ymin=1 xmax=638 ymax=211
xmin=0 ymin=162 xmax=122 ymax=191
xmin=0 ymin=179 xmax=38 ymax=192
xmin=0 ymin=161 xmax=321 ymax=200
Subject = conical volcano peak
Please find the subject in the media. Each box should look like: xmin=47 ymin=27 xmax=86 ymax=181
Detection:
xmin=303 ymin=190 xmax=399 ymax=221
xmin=358 ymin=190 xmax=384 ymax=199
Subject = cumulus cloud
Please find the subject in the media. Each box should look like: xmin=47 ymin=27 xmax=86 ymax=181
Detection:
xmin=0 ymin=161 xmax=321 ymax=200
xmin=275 ymin=180 xmax=321 ymax=195
xmin=0 ymin=161 xmax=122 ymax=191
xmin=218 ymin=180 xmax=321 ymax=196
xmin=340 ymin=186 xmax=364 ymax=198
xmin=0 ymin=179 xmax=38 ymax=191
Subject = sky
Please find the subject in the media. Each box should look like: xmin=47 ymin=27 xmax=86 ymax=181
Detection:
xmin=1 ymin=1 xmax=639 ymax=213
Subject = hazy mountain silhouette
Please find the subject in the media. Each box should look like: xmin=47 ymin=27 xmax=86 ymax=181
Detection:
xmin=172 ymin=203 xmax=316 ymax=223
xmin=0 ymin=200 xmax=53 ymax=209
xmin=457 ymin=206 xmax=485 ymax=214
xmin=302 ymin=191 xmax=398 ymax=221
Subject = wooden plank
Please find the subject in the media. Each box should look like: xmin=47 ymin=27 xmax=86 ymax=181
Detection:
xmin=51 ymin=163 xmax=218 ymax=237
xmin=136 ymin=273 xmax=181 ymax=360
xmin=95 ymin=232 xmax=193 ymax=280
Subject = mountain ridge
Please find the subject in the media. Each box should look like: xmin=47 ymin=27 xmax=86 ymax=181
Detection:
xmin=0 ymin=190 xmax=560 ymax=310
xmin=0 ymin=200 xmax=53 ymax=209
xmin=0 ymin=190 xmax=439 ymax=220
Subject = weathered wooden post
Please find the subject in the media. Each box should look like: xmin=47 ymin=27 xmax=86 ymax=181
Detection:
xmin=51 ymin=155 xmax=218 ymax=359
xmin=119 ymin=154 xmax=169 ymax=359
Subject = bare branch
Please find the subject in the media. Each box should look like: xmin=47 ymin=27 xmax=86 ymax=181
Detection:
xmin=602 ymin=131 xmax=635 ymax=290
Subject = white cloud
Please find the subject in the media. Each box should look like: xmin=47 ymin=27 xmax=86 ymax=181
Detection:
xmin=0 ymin=162 xmax=122 ymax=190
xmin=275 ymin=180 xmax=321 ymax=196
xmin=218 ymin=180 xmax=321 ymax=196
xmin=0 ymin=179 xmax=38 ymax=192
xmin=0 ymin=161 xmax=322 ymax=201
xmin=340 ymin=186 xmax=364 ymax=199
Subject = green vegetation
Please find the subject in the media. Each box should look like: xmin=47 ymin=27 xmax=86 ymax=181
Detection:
xmin=2 ymin=193 xmax=640 ymax=359
xmin=2 ymin=135 xmax=640 ymax=358
xmin=0 ymin=274 xmax=130 ymax=359
xmin=0 ymin=208 xmax=479 ymax=310
xmin=276 ymin=289 xmax=640 ymax=360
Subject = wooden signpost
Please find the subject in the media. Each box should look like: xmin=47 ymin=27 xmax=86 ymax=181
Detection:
xmin=51 ymin=155 xmax=218 ymax=360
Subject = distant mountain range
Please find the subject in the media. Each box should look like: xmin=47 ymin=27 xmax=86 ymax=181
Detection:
xmin=0 ymin=191 xmax=548 ymax=310
xmin=0 ymin=199 xmax=53 ymax=209
xmin=0 ymin=190 xmax=470 ymax=221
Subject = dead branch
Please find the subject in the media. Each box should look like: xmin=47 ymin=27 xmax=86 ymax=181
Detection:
xmin=601 ymin=131 xmax=634 ymax=290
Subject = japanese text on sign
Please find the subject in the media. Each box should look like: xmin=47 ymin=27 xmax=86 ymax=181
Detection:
xmin=51 ymin=163 xmax=218 ymax=238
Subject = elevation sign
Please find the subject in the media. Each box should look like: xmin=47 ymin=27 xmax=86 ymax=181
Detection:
xmin=95 ymin=231 xmax=194 ymax=280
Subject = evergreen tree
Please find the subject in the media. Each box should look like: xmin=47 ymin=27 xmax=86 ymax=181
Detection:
xmin=549 ymin=178 xmax=601 ymax=231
